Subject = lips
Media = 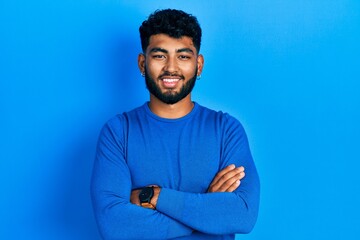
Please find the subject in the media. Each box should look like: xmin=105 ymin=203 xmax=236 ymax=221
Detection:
xmin=161 ymin=78 xmax=180 ymax=88
xmin=159 ymin=74 xmax=183 ymax=88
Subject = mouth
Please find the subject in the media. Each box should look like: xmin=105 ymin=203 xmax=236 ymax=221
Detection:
xmin=160 ymin=76 xmax=183 ymax=88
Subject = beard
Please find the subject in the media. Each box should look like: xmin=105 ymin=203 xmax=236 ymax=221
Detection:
xmin=145 ymin=67 xmax=198 ymax=105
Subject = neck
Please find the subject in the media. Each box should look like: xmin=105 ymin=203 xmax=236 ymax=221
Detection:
xmin=148 ymin=94 xmax=194 ymax=119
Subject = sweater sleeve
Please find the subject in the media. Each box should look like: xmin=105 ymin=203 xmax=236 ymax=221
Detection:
xmin=90 ymin=117 xmax=193 ymax=239
xmin=155 ymin=115 xmax=260 ymax=235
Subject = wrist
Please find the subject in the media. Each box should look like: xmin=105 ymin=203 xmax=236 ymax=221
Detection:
xmin=138 ymin=186 xmax=161 ymax=209
xmin=150 ymin=186 xmax=161 ymax=208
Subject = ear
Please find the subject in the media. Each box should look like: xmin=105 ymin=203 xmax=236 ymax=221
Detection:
xmin=138 ymin=53 xmax=146 ymax=74
xmin=196 ymin=54 xmax=204 ymax=76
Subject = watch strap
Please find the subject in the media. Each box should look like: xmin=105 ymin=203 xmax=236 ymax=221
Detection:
xmin=140 ymin=202 xmax=155 ymax=209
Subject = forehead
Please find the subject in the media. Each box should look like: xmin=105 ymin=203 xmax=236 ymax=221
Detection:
xmin=146 ymin=34 xmax=196 ymax=53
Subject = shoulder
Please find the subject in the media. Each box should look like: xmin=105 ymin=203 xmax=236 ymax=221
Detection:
xmin=196 ymin=103 xmax=244 ymax=131
xmin=105 ymin=104 xmax=146 ymax=128
xmin=100 ymin=104 xmax=146 ymax=138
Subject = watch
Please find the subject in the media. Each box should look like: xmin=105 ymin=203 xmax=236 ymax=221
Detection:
xmin=139 ymin=187 xmax=155 ymax=209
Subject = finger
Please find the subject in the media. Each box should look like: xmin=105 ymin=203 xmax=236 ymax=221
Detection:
xmin=225 ymin=171 xmax=245 ymax=192
xmin=226 ymin=180 xmax=241 ymax=192
xmin=211 ymin=164 xmax=236 ymax=186
xmin=239 ymin=171 xmax=245 ymax=180
xmin=217 ymin=172 xmax=243 ymax=192
xmin=211 ymin=167 xmax=245 ymax=191
xmin=209 ymin=164 xmax=236 ymax=188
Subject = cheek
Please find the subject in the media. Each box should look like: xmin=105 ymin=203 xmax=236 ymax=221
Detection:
xmin=147 ymin=62 xmax=163 ymax=75
xmin=183 ymin=64 xmax=197 ymax=76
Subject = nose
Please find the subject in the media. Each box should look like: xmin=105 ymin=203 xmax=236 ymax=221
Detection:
xmin=163 ymin=56 xmax=178 ymax=73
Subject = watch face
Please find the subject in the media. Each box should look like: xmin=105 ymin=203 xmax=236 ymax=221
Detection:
xmin=139 ymin=187 xmax=154 ymax=203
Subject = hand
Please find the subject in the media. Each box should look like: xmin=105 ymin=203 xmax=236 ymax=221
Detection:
xmin=207 ymin=164 xmax=245 ymax=193
xmin=130 ymin=185 xmax=161 ymax=209
xmin=130 ymin=189 xmax=141 ymax=206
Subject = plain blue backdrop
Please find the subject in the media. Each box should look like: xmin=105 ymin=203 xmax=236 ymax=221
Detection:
xmin=1 ymin=0 xmax=359 ymax=239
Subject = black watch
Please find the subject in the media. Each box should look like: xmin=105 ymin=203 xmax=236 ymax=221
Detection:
xmin=139 ymin=187 xmax=155 ymax=209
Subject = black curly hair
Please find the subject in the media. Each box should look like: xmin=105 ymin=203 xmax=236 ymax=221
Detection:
xmin=139 ymin=9 xmax=202 ymax=53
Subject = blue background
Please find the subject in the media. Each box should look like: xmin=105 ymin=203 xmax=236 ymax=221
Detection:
xmin=1 ymin=0 xmax=359 ymax=239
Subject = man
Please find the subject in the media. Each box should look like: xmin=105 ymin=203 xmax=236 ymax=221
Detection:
xmin=91 ymin=9 xmax=260 ymax=239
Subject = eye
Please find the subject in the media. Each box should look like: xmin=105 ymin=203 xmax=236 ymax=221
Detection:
xmin=153 ymin=55 xmax=165 ymax=59
xmin=178 ymin=55 xmax=191 ymax=60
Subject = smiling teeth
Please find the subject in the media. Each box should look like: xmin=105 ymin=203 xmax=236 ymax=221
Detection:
xmin=163 ymin=79 xmax=179 ymax=82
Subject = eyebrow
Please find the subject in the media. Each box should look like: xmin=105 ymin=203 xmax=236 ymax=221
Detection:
xmin=149 ymin=47 xmax=168 ymax=53
xmin=149 ymin=47 xmax=195 ymax=54
xmin=176 ymin=48 xmax=194 ymax=54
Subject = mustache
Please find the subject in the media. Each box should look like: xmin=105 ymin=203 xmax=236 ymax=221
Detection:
xmin=159 ymin=71 xmax=184 ymax=79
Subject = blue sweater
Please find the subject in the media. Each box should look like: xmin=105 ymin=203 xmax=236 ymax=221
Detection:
xmin=91 ymin=102 xmax=260 ymax=239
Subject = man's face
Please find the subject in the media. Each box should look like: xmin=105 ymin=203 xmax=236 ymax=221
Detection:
xmin=139 ymin=34 xmax=203 ymax=104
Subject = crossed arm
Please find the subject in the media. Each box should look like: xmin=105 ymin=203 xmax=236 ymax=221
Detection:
xmin=92 ymin=145 xmax=258 ymax=239
xmin=91 ymin=118 xmax=260 ymax=239
xmin=130 ymin=164 xmax=246 ymax=207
